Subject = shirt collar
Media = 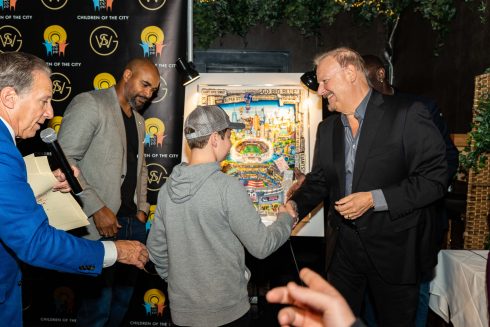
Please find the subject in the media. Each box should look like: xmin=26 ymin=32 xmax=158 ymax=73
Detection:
xmin=340 ymin=88 xmax=372 ymax=126
xmin=0 ymin=116 xmax=16 ymax=144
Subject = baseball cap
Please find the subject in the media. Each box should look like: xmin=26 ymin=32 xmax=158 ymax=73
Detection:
xmin=184 ymin=105 xmax=245 ymax=140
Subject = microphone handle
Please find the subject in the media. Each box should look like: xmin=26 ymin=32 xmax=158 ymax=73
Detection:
xmin=48 ymin=141 xmax=83 ymax=195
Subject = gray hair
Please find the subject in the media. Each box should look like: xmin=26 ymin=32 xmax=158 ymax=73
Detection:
xmin=0 ymin=52 xmax=51 ymax=95
xmin=314 ymin=47 xmax=367 ymax=76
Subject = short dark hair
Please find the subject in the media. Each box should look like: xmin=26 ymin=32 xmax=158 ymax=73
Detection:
xmin=0 ymin=52 xmax=51 ymax=95
xmin=185 ymin=127 xmax=228 ymax=149
xmin=361 ymin=54 xmax=386 ymax=72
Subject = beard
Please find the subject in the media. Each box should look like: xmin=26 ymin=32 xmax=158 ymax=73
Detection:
xmin=129 ymin=95 xmax=150 ymax=110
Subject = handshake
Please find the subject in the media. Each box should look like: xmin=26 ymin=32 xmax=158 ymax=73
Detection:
xmin=114 ymin=240 xmax=149 ymax=269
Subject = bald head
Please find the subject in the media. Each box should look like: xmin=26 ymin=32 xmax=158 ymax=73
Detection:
xmin=124 ymin=58 xmax=159 ymax=76
xmin=117 ymin=58 xmax=160 ymax=111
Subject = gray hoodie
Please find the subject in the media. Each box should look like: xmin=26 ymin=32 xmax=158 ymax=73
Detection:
xmin=147 ymin=162 xmax=292 ymax=326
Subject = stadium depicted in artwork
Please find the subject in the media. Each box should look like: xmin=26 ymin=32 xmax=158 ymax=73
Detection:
xmin=199 ymin=87 xmax=306 ymax=217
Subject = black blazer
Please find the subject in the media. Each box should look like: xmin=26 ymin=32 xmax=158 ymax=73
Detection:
xmin=291 ymin=91 xmax=448 ymax=284
xmin=397 ymin=91 xmax=459 ymax=183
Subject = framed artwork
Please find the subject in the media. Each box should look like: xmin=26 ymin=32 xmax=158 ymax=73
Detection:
xmin=183 ymin=73 xmax=324 ymax=236
xmin=198 ymin=85 xmax=305 ymax=219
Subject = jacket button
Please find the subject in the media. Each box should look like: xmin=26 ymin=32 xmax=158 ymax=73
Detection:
xmin=17 ymin=280 xmax=22 ymax=286
xmin=121 ymin=174 xmax=125 ymax=179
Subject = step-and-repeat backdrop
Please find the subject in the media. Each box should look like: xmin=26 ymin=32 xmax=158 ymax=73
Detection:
xmin=1 ymin=1 xmax=185 ymax=325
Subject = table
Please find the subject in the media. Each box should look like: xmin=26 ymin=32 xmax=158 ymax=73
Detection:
xmin=429 ymin=250 xmax=489 ymax=327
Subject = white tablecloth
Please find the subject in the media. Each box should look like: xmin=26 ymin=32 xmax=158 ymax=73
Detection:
xmin=429 ymin=250 xmax=489 ymax=327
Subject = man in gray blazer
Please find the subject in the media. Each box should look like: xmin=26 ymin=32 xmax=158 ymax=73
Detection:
xmin=58 ymin=58 xmax=160 ymax=326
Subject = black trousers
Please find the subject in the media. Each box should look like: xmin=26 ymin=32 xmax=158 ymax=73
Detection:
xmin=175 ymin=310 xmax=251 ymax=327
xmin=221 ymin=310 xmax=251 ymax=327
xmin=328 ymin=224 xmax=419 ymax=327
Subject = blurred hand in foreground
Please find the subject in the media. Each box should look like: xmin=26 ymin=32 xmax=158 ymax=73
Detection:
xmin=266 ymin=268 xmax=356 ymax=327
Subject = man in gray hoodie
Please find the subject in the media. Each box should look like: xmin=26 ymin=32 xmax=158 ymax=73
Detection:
xmin=147 ymin=105 xmax=297 ymax=326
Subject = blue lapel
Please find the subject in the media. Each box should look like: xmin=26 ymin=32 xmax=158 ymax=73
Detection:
xmin=0 ymin=119 xmax=28 ymax=180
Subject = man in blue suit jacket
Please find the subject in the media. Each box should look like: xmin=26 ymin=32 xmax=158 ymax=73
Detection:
xmin=0 ymin=52 xmax=150 ymax=326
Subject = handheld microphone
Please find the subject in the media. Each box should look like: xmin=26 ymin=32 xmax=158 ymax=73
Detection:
xmin=40 ymin=128 xmax=83 ymax=195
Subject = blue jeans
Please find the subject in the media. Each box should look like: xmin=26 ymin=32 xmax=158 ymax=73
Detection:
xmin=415 ymin=281 xmax=430 ymax=327
xmin=76 ymin=216 xmax=147 ymax=327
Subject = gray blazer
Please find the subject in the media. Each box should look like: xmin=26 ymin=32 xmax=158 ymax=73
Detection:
xmin=58 ymin=87 xmax=149 ymax=240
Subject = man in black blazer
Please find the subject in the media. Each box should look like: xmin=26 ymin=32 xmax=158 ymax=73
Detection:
xmin=362 ymin=54 xmax=459 ymax=183
xmin=362 ymin=54 xmax=459 ymax=327
xmin=288 ymin=47 xmax=448 ymax=326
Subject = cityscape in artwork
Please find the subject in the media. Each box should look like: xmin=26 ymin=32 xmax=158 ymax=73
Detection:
xmin=199 ymin=88 xmax=306 ymax=217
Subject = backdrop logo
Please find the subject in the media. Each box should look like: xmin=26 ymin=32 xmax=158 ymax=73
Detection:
xmin=143 ymin=289 xmax=166 ymax=316
xmin=138 ymin=0 xmax=165 ymax=11
xmin=51 ymin=72 xmax=72 ymax=102
xmin=41 ymin=0 xmax=68 ymax=10
xmin=1 ymin=0 xmax=18 ymax=11
xmin=48 ymin=116 xmax=63 ymax=133
xmin=91 ymin=0 xmax=115 ymax=11
xmin=53 ymin=287 xmax=75 ymax=315
xmin=139 ymin=26 xmax=165 ymax=57
xmin=90 ymin=26 xmax=118 ymax=56
xmin=93 ymin=72 xmax=116 ymax=89
xmin=145 ymin=117 xmax=166 ymax=148
xmin=43 ymin=25 xmax=69 ymax=57
xmin=151 ymin=76 xmax=168 ymax=103
xmin=147 ymin=163 xmax=167 ymax=192
xmin=0 ymin=25 xmax=22 ymax=52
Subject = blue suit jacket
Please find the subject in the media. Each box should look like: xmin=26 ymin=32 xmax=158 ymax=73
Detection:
xmin=0 ymin=120 xmax=105 ymax=325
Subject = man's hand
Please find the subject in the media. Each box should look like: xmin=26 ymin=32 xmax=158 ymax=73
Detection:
xmin=281 ymin=202 xmax=298 ymax=218
xmin=135 ymin=210 xmax=147 ymax=224
xmin=114 ymin=240 xmax=149 ymax=269
xmin=266 ymin=268 xmax=356 ymax=327
xmin=334 ymin=192 xmax=374 ymax=220
xmin=51 ymin=166 xmax=80 ymax=193
xmin=287 ymin=169 xmax=306 ymax=199
xmin=93 ymin=206 xmax=120 ymax=237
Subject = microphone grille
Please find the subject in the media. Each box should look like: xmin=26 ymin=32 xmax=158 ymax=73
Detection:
xmin=40 ymin=128 xmax=57 ymax=143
